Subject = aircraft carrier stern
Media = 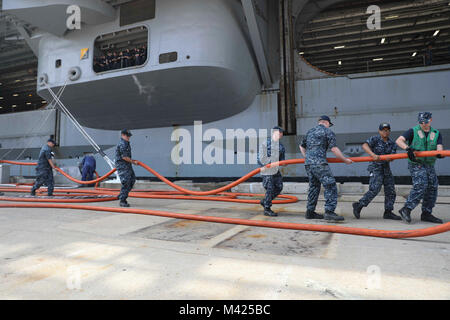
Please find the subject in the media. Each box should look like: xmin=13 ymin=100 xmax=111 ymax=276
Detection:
xmin=34 ymin=0 xmax=261 ymax=129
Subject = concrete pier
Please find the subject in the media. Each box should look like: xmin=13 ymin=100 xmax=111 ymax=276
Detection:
xmin=0 ymin=182 xmax=448 ymax=300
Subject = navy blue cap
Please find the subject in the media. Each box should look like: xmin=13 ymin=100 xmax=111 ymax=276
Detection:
xmin=379 ymin=123 xmax=391 ymax=130
xmin=319 ymin=115 xmax=334 ymax=127
xmin=272 ymin=126 xmax=285 ymax=133
xmin=121 ymin=129 xmax=133 ymax=137
xmin=47 ymin=138 xmax=56 ymax=145
xmin=418 ymin=112 xmax=432 ymax=124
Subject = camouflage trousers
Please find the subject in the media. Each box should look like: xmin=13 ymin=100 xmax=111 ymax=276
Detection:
xmin=261 ymin=173 xmax=283 ymax=209
xmin=405 ymin=162 xmax=438 ymax=213
xmin=118 ymin=168 xmax=136 ymax=202
xmin=305 ymin=164 xmax=338 ymax=213
xmin=31 ymin=169 xmax=54 ymax=196
xmin=358 ymin=166 xmax=396 ymax=211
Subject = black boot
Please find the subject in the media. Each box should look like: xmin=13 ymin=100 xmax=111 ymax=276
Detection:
xmin=324 ymin=211 xmax=345 ymax=222
xmin=260 ymin=199 xmax=265 ymax=208
xmin=0 ymin=192 xmax=4 ymax=196
xmin=30 ymin=188 xmax=36 ymax=196
xmin=383 ymin=210 xmax=401 ymax=220
xmin=305 ymin=210 xmax=324 ymax=220
xmin=398 ymin=207 xmax=411 ymax=223
xmin=352 ymin=202 xmax=363 ymax=219
xmin=421 ymin=212 xmax=443 ymax=224
xmin=264 ymin=207 xmax=278 ymax=217
xmin=120 ymin=200 xmax=130 ymax=208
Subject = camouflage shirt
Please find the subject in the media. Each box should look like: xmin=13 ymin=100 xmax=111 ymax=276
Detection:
xmin=365 ymin=135 xmax=397 ymax=171
xmin=257 ymin=138 xmax=285 ymax=175
xmin=36 ymin=144 xmax=53 ymax=171
xmin=301 ymin=124 xmax=337 ymax=165
xmin=115 ymin=138 xmax=132 ymax=171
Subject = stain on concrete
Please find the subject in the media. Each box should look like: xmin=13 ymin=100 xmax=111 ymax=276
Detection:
xmin=217 ymin=225 xmax=333 ymax=258
xmin=129 ymin=208 xmax=256 ymax=242
xmin=247 ymin=234 xmax=266 ymax=239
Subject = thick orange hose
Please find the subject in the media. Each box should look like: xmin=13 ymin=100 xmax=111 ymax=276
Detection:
xmin=0 ymin=202 xmax=448 ymax=239
xmin=2 ymin=150 xmax=448 ymax=191
xmin=54 ymin=167 xmax=116 ymax=185
xmin=0 ymin=196 xmax=117 ymax=203
xmin=136 ymin=150 xmax=450 ymax=196
xmin=0 ymin=187 xmax=298 ymax=205
xmin=0 ymin=160 xmax=36 ymax=166
xmin=1 ymin=150 xmax=449 ymax=239
xmin=0 ymin=160 xmax=116 ymax=185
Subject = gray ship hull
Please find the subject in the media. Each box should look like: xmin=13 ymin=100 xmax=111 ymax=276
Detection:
xmin=39 ymin=65 xmax=260 ymax=130
xmin=2 ymin=64 xmax=450 ymax=180
xmin=34 ymin=0 xmax=261 ymax=130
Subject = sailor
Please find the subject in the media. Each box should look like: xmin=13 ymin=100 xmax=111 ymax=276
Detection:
xmin=123 ymin=49 xmax=131 ymax=68
xmin=93 ymin=57 xmax=100 ymax=73
xmin=98 ymin=55 xmax=106 ymax=72
xmin=81 ymin=152 xmax=97 ymax=187
xmin=129 ymin=48 xmax=136 ymax=66
xmin=134 ymin=46 xmax=141 ymax=65
xmin=118 ymin=51 xmax=124 ymax=69
xmin=352 ymin=123 xmax=401 ymax=220
xmin=30 ymin=139 xmax=56 ymax=196
xmin=257 ymin=126 xmax=285 ymax=217
xmin=300 ymin=115 xmax=353 ymax=222
xmin=115 ymin=129 xmax=138 ymax=207
xmin=112 ymin=52 xmax=120 ymax=70
xmin=140 ymin=45 xmax=147 ymax=64
xmin=106 ymin=52 xmax=113 ymax=70
xmin=396 ymin=112 xmax=445 ymax=224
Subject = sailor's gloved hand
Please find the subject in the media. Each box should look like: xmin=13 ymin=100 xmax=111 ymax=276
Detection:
xmin=436 ymin=154 xmax=445 ymax=159
xmin=371 ymin=154 xmax=381 ymax=161
xmin=406 ymin=147 xmax=417 ymax=162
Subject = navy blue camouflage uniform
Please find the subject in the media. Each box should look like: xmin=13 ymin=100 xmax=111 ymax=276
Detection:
xmin=301 ymin=124 xmax=338 ymax=213
xmin=406 ymin=163 xmax=438 ymax=213
xmin=115 ymin=138 xmax=136 ymax=202
xmin=357 ymin=136 xmax=397 ymax=211
xmin=257 ymin=138 xmax=285 ymax=209
xmin=403 ymin=128 xmax=442 ymax=214
xmin=31 ymin=144 xmax=54 ymax=196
